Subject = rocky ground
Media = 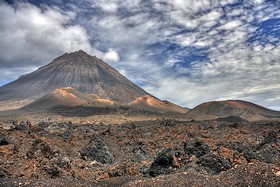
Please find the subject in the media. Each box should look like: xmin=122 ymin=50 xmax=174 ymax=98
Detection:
xmin=0 ymin=114 xmax=280 ymax=186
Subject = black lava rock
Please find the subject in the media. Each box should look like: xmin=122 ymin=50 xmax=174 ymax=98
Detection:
xmin=80 ymin=139 xmax=114 ymax=165
xmin=0 ymin=132 xmax=10 ymax=146
xmin=122 ymin=123 xmax=137 ymax=130
xmin=26 ymin=139 xmax=55 ymax=159
xmin=255 ymin=131 xmax=277 ymax=150
xmin=160 ymin=119 xmax=178 ymax=127
xmin=132 ymin=146 xmax=149 ymax=162
xmin=214 ymin=116 xmax=248 ymax=123
xmin=149 ymin=148 xmax=178 ymax=177
xmin=45 ymin=167 xmax=60 ymax=178
xmin=184 ymin=140 xmax=210 ymax=158
xmin=252 ymin=146 xmax=277 ymax=163
xmin=222 ymin=131 xmax=279 ymax=164
xmin=197 ymin=152 xmax=232 ymax=174
xmin=15 ymin=121 xmax=31 ymax=132
xmin=0 ymin=169 xmax=7 ymax=178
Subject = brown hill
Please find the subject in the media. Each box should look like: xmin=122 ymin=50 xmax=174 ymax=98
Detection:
xmin=23 ymin=87 xmax=116 ymax=111
xmin=127 ymin=95 xmax=188 ymax=113
xmin=0 ymin=50 xmax=150 ymax=104
xmin=186 ymin=100 xmax=280 ymax=121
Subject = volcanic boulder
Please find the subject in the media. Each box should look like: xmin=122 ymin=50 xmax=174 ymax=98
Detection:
xmin=148 ymin=148 xmax=179 ymax=177
xmin=184 ymin=140 xmax=210 ymax=159
xmin=80 ymin=138 xmax=115 ymax=165
xmin=0 ymin=131 xmax=12 ymax=146
xmin=221 ymin=131 xmax=280 ymax=164
xmin=196 ymin=152 xmax=232 ymax=174
xmin=26 ymin=139 xmax=55 ymax=159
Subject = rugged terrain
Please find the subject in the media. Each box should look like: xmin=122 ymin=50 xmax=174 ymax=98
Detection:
xmin=0 ymin=110 xmax=280 ymax=186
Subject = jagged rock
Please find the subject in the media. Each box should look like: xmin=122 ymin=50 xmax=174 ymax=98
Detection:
xmin=220 ymin=131 xmax=279 ymax=164
xmin=80 ymin=138 xmax=114 ymax=164
xmin=218 ymin=146 xmax=247 ymax=165
xmin=14 ymin=121 xmax=31 ymax=132
xmin=255 ymin=131 xmax=277 ymax=150
xmin=44 ymin=166 xmax=60 ymax=178
xmin=0 ymin=131 xmax=10 ymax=146
xmin=45 ymin=123 xmax=68 ymax=134
xmin=160 ymin=119 xmax=178 ymax=126
xmin=50 ymin=157 xmax=71 ymax=169
xmin=252 ymin=146 xmax=278 ymax=163
xmin=132 ymin=146 xmax=149 ymax=162
xmin=0 ymin=168 xmax=8 ymax=178
xmin=124 ymin=140 xmax=150 ymax=162
xmin=0 ymin=144 xmax=15 ymax=156
xmin=197 ymin=152 xmax=232 ymax=174
xmin=38 ymin=122 xmax=52 ymax=129
xmin=122 ymin=123 xmax=137 ymax=130
xmin=26 ymin=139 xmax=55 ymax=159
xmin=15 ymin=124 xmax=28 ymax=131
xmin=148 ymin=148 xmax=179 ymax=177
xmin=184 ymin=140 xmax=210 ymax=159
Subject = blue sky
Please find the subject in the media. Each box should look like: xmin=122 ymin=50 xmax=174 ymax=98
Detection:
xmin=0 ymin=0 xmax=280 ymax=110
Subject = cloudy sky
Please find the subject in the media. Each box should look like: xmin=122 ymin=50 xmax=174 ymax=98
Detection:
xmin=0 ymin=0 xmax=280 ymax=110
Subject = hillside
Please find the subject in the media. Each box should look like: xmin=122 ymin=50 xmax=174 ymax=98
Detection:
xmin=186 ymin=100 xmax=280 ymax=121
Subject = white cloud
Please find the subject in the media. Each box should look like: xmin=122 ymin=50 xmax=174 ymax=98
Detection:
xmin=248 ymin=0 xmax=265 ymax=5
xmin=170 ymin=0 xmax=218 ymax=14
xmin=218 ymin=20 xmax=243 ymax=30
xmin=1 ymin=0 xmax=280 ymax=110
xmin=0 ymin=2 xmax=117 ymax=81
xmin=104 ymin=48 xmax=120 ymax=62
xmin=0 ymin=2 xmax=92 ymax=67
xmin=219 ymin=0 xmax=239 ymax=6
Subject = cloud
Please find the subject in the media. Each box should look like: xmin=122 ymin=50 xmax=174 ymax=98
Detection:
xmin=0 ymin=66 xmax=38 ymax=84
xmin=0 ymin=2 xmax=121 ymax=82
xmin=218 ymin=20 xmax=243 ymax=30
xmin=1 ymin=0 xmax=280 ymax=110
xmin=104 ymin=48 xmax=120 ymax=62
xmin=0 ymin=2 xmax=92 ymax=68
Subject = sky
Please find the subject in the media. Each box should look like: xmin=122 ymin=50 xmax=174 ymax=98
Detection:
xmin=0 ymin=0 xmax=280 ymax=110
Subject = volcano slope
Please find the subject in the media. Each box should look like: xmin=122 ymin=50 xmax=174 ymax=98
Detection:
xmin=186 ymin=100 xmax=280 ymax=121
xmin=22 ymin=87 xmax=116 ymax=111
xmin=0 ymin=50 xmax=149 ymax=105
xmin=127 ymin=95 xmax=189 ymax=114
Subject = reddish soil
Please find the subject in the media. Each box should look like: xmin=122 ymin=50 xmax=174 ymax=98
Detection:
xmin=0 ymin=115 xmax=280 ymax=186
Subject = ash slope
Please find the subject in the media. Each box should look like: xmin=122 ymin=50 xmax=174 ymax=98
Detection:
xmin=128 ymin=95 xmax=189 ymax=114
xmin=23 ymin=90 xmax=187 ymax=114
xmin=0 ymin=50 xmax=149 ymax=104
xmin=22 ymin=87 xmax=116 ymax=111
xmin=186 ymin=100 xmax=280 ymax=121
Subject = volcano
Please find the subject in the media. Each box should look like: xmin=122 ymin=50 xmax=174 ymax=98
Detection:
xmin=0 ymin=50 xmax=149 ymax=104
xmin=128 ymin=95 xmax=188 ymax=113
xmin=186 ymin=100 xmax=280 ymax=121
